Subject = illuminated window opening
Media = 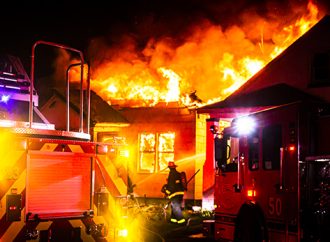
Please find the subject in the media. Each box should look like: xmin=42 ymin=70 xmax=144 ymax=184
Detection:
xmin=139 ymin=132 xmax=175 ymax=173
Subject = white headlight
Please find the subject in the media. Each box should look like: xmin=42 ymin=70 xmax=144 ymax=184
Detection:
xmin=235 ymin=116 xmax=256 ymax=135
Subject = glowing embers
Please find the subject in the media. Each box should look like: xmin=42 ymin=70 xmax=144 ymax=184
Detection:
xmin=234 ymin=116 xmax=256 ymax=136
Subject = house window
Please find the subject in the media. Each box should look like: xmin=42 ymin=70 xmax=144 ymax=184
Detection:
xmin=311 ymin=52 xmax=330 ymax=86
xmin=139 ymin=132 xmax=175 ymax=173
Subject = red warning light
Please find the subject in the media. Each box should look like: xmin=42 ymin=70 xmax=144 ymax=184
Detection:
xmin=247 ymin=189 xmax=257 ymax=198
xmin=289 ymin=145 xmax=296 ymax=151
xmin=96 ymin=144 xmax=108 ymax=154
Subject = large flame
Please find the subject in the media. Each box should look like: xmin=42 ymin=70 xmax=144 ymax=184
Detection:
xmin=66 ymin=0 xmax=321 ymax=107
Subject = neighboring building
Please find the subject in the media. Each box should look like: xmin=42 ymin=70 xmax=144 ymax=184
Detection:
xmin=198 ymin=14 xmax=330 ymax=209
xmin=40 ymin=89 xmax=129 ymax=132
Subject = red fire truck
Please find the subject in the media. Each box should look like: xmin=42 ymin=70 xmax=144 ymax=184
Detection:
xmin=0 ymin=41 xmax=124 ymax=241
xmin=207 ymin=101 xmax=330 ymax=241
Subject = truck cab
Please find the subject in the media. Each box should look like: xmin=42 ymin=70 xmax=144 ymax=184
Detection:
xmin=212 ymin=101 xmax=330 ymax=242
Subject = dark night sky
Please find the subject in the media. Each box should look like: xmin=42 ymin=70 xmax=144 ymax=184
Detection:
xmin=2 ymin=1 xmax=329 ymax=50
xmin=1 ymin=0 xmax=330 ymax=76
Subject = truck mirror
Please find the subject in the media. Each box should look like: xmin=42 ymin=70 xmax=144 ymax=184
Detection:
xmin=214 ymin=136 xmax=229 ymax=171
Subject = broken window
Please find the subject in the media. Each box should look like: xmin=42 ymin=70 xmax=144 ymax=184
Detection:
xmin=139 ymin=132 xmax=175 ymax=173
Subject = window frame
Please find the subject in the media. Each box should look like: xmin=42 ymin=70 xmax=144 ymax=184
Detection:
xmin=138 ymin=131 xmax=175 ymax=174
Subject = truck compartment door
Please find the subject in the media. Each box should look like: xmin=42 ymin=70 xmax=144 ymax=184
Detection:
xmin=26 ymin=151 xmax=94 ymax=220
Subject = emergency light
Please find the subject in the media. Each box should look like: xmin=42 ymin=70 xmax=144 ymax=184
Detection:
xmin=0 ymin=94 xmax=10 ymax=103
xmin=247 ymin=189 xmax=257 ymax=198
xmin=289 ymin=145 xmax=296 ymax=152
xmin=117 ymin=228 xmax=128 ymax=237
xmin=96 ymin=144 xmax=108 ymax=154
xmin=235 ymin=116 xmax=256 ymax=135
xmin=119 ymin=149 xmax=129 ymax=158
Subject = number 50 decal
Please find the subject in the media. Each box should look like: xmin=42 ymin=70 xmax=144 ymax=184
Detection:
xmin=268 ymin=197 xmax=282 ymax=216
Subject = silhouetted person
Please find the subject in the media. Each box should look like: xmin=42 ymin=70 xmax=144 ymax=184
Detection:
xmin=234 ymin=201 xmax=269 ymax=242
xmin=165 ymin=161 xmax=186 ymax=225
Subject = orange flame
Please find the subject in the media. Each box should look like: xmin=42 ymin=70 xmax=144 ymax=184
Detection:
xmin=76 ymin=0 xmax=322 ymax=107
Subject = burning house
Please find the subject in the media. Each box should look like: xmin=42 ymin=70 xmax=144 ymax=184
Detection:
xmin=40 ymin=0 xmax=325 ymax=209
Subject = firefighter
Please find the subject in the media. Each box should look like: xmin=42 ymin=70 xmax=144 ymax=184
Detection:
xmin=165 ymin=161 xmax=186 ymax=225
xmin=234 ymin=201 xmax=269 ymax=242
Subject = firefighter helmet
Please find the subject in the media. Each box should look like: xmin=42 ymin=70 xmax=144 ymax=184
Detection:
xmin=168 ymin=161 xmax=177 ymax=168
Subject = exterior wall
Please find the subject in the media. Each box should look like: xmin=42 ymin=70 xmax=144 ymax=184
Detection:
xmin=195 ymin=113 xmax=208 ymax=201
xmin=119 ymin=106 xmax=197 ymax=200
xmin=40 ymin=96 xmax=80 ymax=132
xmin=202 ymin=118 xmax=218 ymax=210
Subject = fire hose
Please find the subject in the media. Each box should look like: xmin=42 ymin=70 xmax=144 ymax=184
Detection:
xmin=186 ymin=169 xmax=200 ymax=186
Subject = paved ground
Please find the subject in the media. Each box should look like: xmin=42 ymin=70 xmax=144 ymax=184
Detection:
xmin=142 ymin=210 xmax=216 ymax=242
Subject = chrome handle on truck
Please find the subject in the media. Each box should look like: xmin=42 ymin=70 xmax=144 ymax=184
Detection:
xmin=279 ymin=147 xmax=284 ymax=191
xmin=234 ymin=152 xmax=244 ymax=192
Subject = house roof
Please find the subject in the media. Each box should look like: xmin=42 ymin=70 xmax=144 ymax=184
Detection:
xmin=198 ymin=83 xmax=324 ymax=115
xmin=119 ymin=102 xmax=196 ymax=123
xmin=198 ymin=15 xmax=330 ymax=116
xmin=52 ymin=89 xmax=129 ymax=125
xmin=230 ymin=14 xmax=330 ymax=97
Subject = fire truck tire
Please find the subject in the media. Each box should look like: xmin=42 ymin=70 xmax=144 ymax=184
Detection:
xmin=233 ymin=202 xmax=269 ymax=242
